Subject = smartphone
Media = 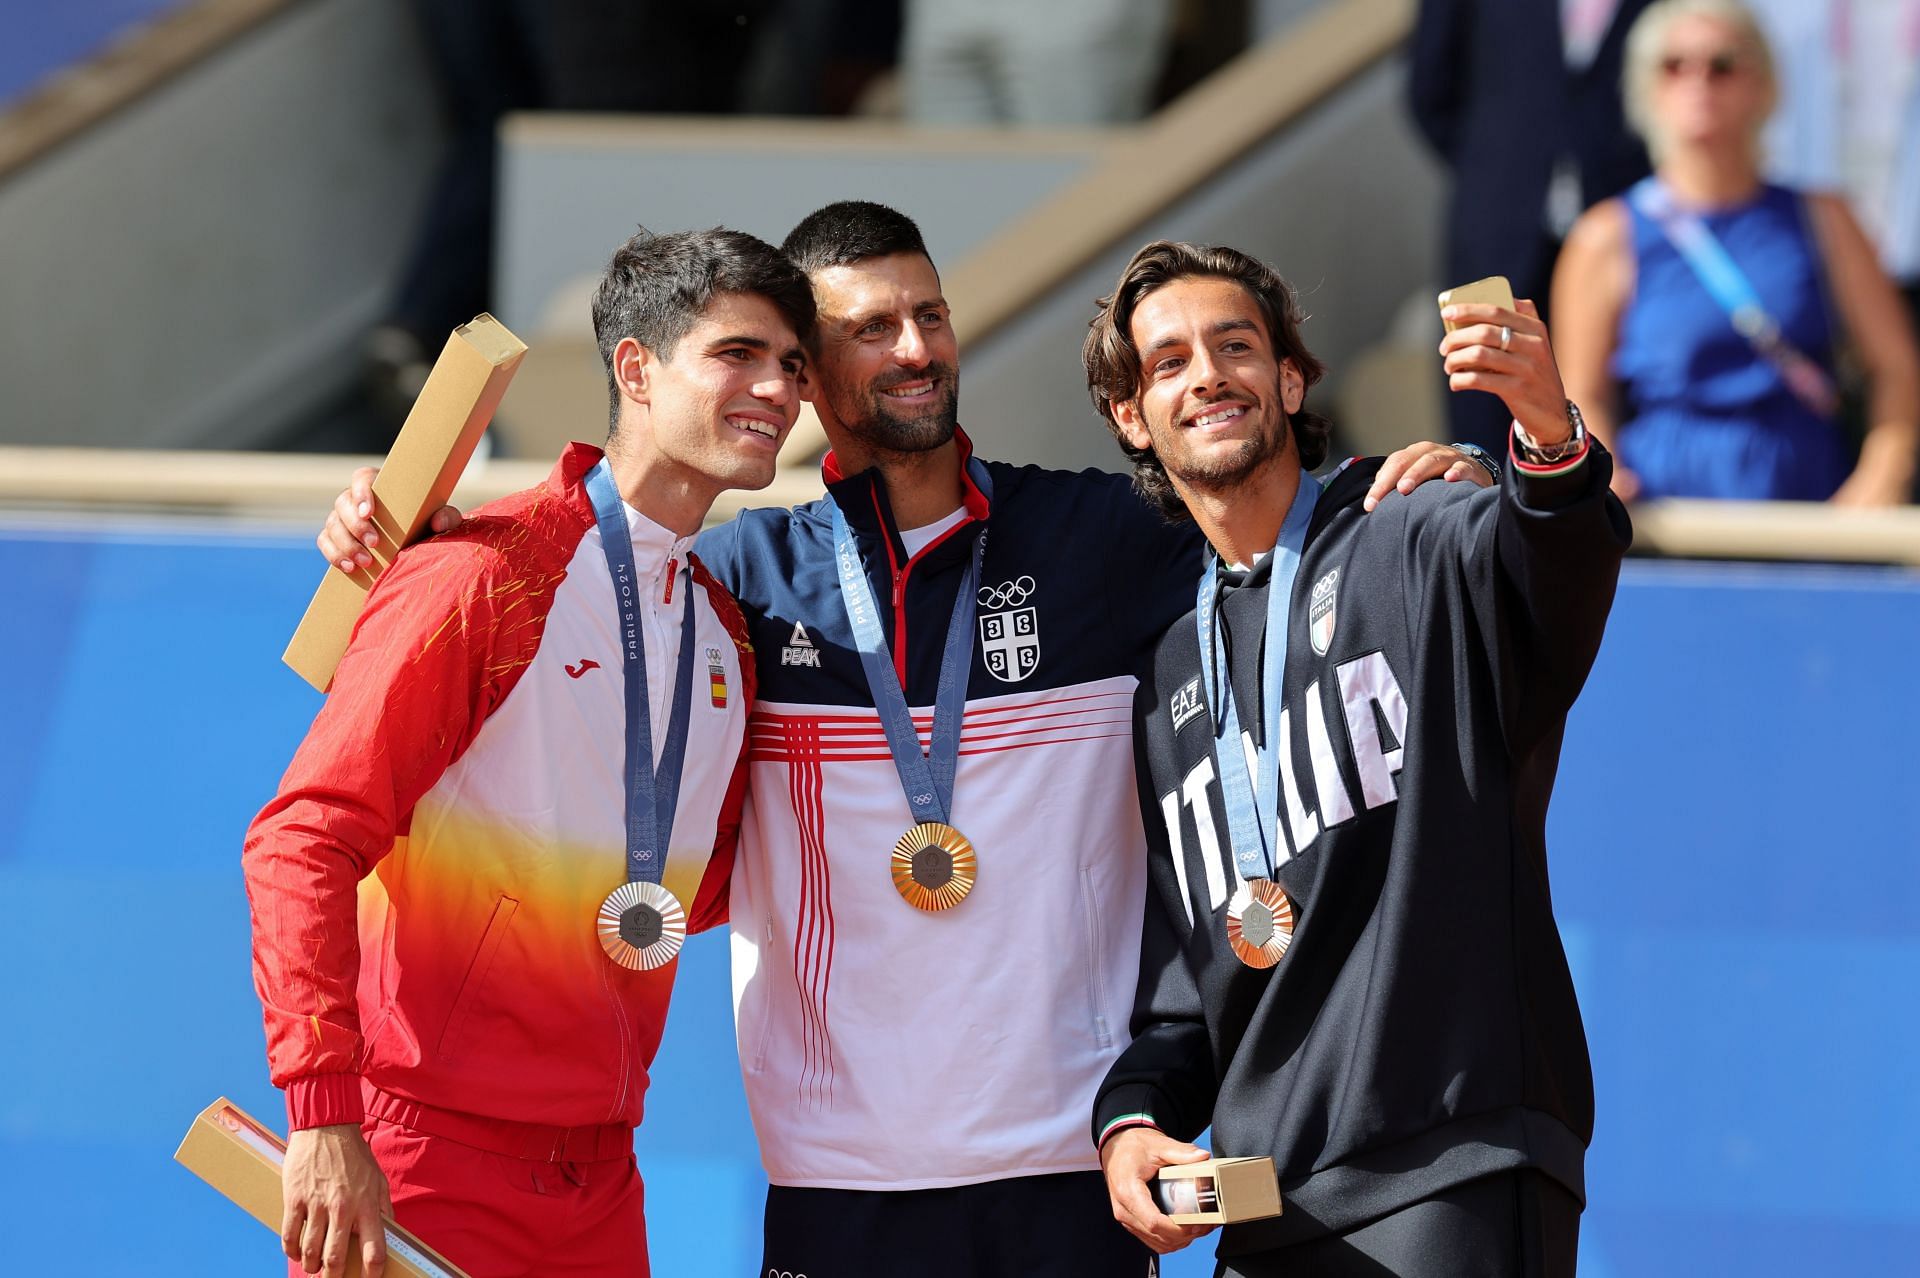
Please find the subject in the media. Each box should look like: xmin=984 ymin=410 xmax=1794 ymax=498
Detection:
xmin=1437 ymin=275 xmax=1515 ymax=332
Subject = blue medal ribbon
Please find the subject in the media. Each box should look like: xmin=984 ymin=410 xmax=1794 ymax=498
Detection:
xmin=1194 ymin=475 xmax=1320 ymax=882
xmin=585 ymin=459 xmax=697 ymax=887
xmin=829 ymin=459 xmax=993 ymax=829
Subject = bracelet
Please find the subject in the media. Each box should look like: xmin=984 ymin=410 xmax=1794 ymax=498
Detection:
xmin=1512 ymin=401 xmax=1588 ymax=466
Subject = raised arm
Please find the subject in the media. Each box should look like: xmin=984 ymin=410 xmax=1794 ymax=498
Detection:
xmin=1425 ymin=297 xmax=1632 ymax=750
xmin=1807 ymin=192 xmax=1920 ymax=506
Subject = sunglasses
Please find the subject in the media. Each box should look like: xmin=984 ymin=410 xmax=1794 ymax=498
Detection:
xmin=1659 ymin=51 xmax=1742 ymax=80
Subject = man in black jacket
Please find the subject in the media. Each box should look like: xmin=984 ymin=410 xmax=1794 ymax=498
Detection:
xmin=1085 ymin=241 xmax=1630 ymax=1276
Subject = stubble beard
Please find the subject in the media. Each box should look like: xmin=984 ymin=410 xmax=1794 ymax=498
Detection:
xmin=838 ymin=364 xmax=960 ymax=458
xmin=1162 ymin=409 xmax=1294 ymax=499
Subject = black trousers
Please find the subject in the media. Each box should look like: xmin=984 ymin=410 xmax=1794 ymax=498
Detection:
xmin=761 ymin=1169 xmax=1153 ymax=1278
xmin=1217 ymin=1171 xmax=1581 ymax=1278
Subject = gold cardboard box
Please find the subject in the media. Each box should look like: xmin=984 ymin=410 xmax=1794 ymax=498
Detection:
xmin=174 ymin=1097 xmax=469 ymax=1278
xmin=1153 ymin=1156 xmax=1284 ymax=1225
xmin=283 ymin=314 xmax=527 ymax=693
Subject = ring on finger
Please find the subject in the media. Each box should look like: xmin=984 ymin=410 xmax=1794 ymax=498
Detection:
xmin=1499 ymin=325 xmax=1512 ymax=352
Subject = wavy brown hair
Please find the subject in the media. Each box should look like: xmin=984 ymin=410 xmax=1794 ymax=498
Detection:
xmin=1084 ymin=241 xmax=1330 ymax=520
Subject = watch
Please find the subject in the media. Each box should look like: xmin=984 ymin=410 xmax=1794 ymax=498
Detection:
xmin=1512 ymin=401 xmax=1588 ymax=466
xmin=1447 ymin=442 xmax=1502 ymax=484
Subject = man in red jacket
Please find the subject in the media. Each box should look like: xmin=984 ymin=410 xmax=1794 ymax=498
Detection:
xmin=243 ymin=227 xmax=812 ymax=1278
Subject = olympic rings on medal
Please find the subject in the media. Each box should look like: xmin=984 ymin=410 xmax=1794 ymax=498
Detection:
xmin=977 ymin=575 xmax=1036 ymax=609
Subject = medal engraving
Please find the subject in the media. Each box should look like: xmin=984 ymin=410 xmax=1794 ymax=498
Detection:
xmin=891 ymin=822 xmax=977 ymax=912
xmin=912 ymin=846 xmax=954 ymax=890
xmin=619 ymin=904 xmax=665 ymax=949
xmin=1239 ymin=900 xmax=1275 ymax=949
xmin=598 ymin=881 xmax=686 ymax=970
xmin=1226 ymin=880 xmax=1295 ymax=969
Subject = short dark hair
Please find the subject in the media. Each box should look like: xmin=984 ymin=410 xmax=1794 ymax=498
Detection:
xmin=1083 ymin=240 xmax=1332 ymax=520
xmin=781 ymin=200 xmax=931 ymax=276
xmin=590 ymin=226 xmax=816 ymax=427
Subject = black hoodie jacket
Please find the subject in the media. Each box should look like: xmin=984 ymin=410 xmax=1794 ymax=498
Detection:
xmin=1093 ymin=441 xmax=1631 ymax=1254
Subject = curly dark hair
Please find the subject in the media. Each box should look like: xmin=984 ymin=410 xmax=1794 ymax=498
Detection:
xmin=1083 ymin=241 xmax=1331 ymax=520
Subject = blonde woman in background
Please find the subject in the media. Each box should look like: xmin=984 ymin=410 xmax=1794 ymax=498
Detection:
xmin=1551 ymin=0 xmax=1920 ymax=503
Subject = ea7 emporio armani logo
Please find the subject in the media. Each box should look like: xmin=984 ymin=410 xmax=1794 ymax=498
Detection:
xmin=565 ymin=658 xmax=600 ymax=679
xmin=1170 ymin=677 xmax=1204 ymax=732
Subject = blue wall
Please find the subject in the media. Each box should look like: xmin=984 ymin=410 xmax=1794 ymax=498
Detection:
xmin=0 ymin=2 xmax=191 ymax=106
xmin=0 ymin=520 xmax=1913 ymax=1275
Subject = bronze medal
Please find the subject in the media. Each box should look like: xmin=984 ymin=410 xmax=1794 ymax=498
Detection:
xmin=1226 ymin=879 xmax=1295 ymax=969
xmin=597 ymin=880 xmax=687 ymax=971
xmin=890 ymin=821 xmax=978 ymax=912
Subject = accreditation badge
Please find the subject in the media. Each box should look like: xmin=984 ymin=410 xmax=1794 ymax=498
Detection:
xmin=890 ymin=821 xmax=978 ymax=912
xmin=1225 ymin=879 xmax=1294 ymax=969
xmin=597 ymin=880 xmax=687 ymax=971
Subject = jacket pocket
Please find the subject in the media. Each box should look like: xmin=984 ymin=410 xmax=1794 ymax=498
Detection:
xmin=745 ymin=913 xmax=776 ymax=1075
xmin=435 ymin=894 xmax=519 ymax=1064
xmin=1080 ymin=868 xmax=1114 ymax=1049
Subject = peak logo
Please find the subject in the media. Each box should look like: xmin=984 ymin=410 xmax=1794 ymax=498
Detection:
xmin=782 ymin=621 xmax=822 ymax=668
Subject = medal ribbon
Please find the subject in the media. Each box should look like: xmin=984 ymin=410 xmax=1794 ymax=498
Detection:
xmin=585 ymin=459 xmax=697 ymax=887
xmin=1194 ymin=475 xmax=1320 ymax=882
xmin=830 ymin=459 xmax=993 ymax=829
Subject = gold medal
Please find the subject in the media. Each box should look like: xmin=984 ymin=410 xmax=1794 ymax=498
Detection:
xmin=890 ymin=821 xmax=977 ymax=912
xmin=1226 ymin=879 xmax=1295 ymax=969
xmin=597 ymin=880 xmax=687 ymax=970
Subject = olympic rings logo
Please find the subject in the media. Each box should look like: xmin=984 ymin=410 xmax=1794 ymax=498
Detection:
xmin=767 ymin=1270 xmax=809 ymax=1278
xmin=977 ymin=575 xmax=1036 ymax=609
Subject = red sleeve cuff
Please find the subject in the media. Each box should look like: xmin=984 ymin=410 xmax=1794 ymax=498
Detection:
xmin=286 ymin=1073 xmax=365 ymax=1131
xmin=1507 ymin=424 xmax=1592 ymax=477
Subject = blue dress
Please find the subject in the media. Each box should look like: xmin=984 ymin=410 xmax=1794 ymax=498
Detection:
xmin=1613 ymin=178 xmax=1851 ymax=500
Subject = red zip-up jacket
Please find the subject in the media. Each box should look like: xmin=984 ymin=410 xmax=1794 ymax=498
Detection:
xmin=244 ymin=444 xmax=753 ymax=1133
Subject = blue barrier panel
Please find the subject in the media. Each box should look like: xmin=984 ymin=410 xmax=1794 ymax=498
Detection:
xmin=0 ymin=2 xmax=189 ymax=106
xmin=1 ymin=520 xmax=1914 ymax=1275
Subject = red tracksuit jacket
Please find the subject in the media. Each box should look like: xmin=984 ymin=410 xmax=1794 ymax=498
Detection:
xmin=244 ymin=443 xmax=753 ymax=1133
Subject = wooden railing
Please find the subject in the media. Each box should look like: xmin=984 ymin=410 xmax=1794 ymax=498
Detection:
xmin=2 ymin=444 xmax=1916 ymax=565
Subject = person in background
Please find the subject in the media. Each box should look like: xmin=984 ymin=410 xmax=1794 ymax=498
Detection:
xmin=900 ymin=0 xmax=1174 ymax=125
xmin=1410 ymin=0 xmax=1654 ymax=453
xmin=1551 ymin=0 xmax=1920 ymax=503
xmin=367 ymin=1 xmax=773 ymax=440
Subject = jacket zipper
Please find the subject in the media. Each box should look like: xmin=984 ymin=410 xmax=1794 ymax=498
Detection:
xmin=867 ymin=485 xmax=982 ymax=692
